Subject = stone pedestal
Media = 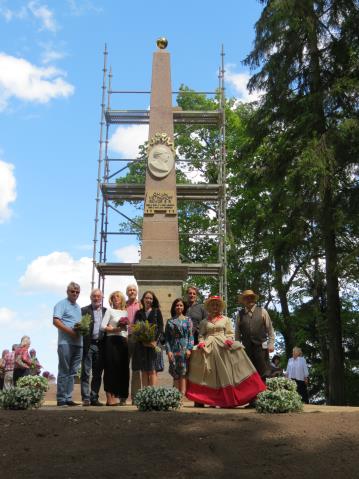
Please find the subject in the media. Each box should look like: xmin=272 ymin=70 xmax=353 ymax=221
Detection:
xmin=133 ymin=264 xmax=188 ymax=319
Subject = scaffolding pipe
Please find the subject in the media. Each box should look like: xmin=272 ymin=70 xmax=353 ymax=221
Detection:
xmin=220 ymin=44 xmax=228 ymax=309
xmin=101 ymin=66 xmax=113 ymax=294
xmin=91 ymin=44 xmax=108 ymax=291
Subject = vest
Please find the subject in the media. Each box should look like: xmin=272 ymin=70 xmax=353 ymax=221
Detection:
xmin=238 ymin=306 xmax=267 ymax=347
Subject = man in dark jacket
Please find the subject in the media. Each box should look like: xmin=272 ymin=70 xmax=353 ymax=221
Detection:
xmin=81 ymin=289 xmax=106 ymax=406
xmin=186 ymin=286 xmax=207 ymax=346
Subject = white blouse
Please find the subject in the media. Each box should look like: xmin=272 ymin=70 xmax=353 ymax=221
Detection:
xmin=286 ymin=356 xmax=309 ymax=381
xmin=100 ymin=308 xmax=128 ymax=337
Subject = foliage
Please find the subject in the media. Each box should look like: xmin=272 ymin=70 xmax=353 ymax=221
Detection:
xmin=132 ymin=320 xmax=161 ymax=352
xmin=17 ymin=375 xmax=49 ymax=393
xmin=264 ymin=377 xmax=298 ymax=393
xmin=133 ymin=386 xmax=182 ymax=411
xmin=0 ymin=376 xmax=49 ymax=410
xmin=242 ymin=0 xmax=359 ymax=405
xmin=0 ymin=387 xmax=35 ymax=410
xmin=256 ymin=377 xmax=303 ymax=414
xmin=74 ymin=313 xmax=92 ymax=336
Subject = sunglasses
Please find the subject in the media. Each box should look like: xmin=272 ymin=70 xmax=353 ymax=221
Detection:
xmin=69 ymin=290 xmax=80 ymax=294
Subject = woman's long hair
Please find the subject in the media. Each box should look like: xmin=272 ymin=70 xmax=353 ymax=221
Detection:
xmin=170 ymin=298 xmax=188 ymax=318
xmin=140 ymin=290 xmax=160 ymax=309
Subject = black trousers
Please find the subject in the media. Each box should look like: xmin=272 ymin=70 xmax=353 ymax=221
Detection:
xmin=294 ymin=379 xmax=309 ymax=404
xmin=244 ymin=342 xmax=271 ymax=380
xmin=13 ymin=368 xmax=30 ymax=385
xmin=81 ymin=341 xmax=105 ymax=402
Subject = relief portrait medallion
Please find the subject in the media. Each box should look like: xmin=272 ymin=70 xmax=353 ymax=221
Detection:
xmin=148 ymin=143 xmax=174 ymax=179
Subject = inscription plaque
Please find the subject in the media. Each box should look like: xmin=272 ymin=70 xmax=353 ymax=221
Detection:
xmin=144 ymin=190 xmax=177 ymax=215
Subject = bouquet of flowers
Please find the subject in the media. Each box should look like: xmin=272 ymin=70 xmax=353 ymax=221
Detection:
xmin=117 ymin=317 xmax=130 ymax=328
xmin=29 ymin=357 xmax=42 ymax=375
xmin=132 ymin=320 xmax=161 ymax=352
xmin=74 ymin=313 xmax=92 ymax=336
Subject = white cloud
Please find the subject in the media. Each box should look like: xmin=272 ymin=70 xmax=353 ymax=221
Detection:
xmin=19 ymin=251 xmax=136 ymax=306
xmin=109 ymin=125 xmax=148 ymax=158
xmin=0 ymin=307 xmax=16 ymax=325
xmin=0 ymin=5 xmax=27 ymax=22
xmin=226 ymin=65 xmax=262 ymax=103
xmin=0 ymin=305 xmax=52 ymax=338
xmin=114 ymin=244 xmax=140 ymax=263
xmin=0 ymin=52 xmax=74 ymax=110
xmin=41 ymin=48 xmax=65 ymax=65
xmin=0 ymin=159 xmax=17 ymax=223
xmin=19 ymin=251 xmax=93 ymax=296
xmin=67 ymin=0 xmax=103 ymax=16
xmin=28 ymin=1 xmax=57 ymax=32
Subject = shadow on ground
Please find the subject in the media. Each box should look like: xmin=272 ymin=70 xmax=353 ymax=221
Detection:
xmin=0 ymin=409 xmax=358 ymax=478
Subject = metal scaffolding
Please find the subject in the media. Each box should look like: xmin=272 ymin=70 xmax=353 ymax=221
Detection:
xmin=92 ymin=46 xmax=227 ymax=301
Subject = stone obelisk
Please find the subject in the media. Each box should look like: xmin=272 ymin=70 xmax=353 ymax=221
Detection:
xmin=133 ymin=38 xmax=187 ymax=318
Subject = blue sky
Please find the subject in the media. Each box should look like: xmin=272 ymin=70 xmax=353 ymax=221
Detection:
xmin=0 ymin=0 xmax=262 ymax=375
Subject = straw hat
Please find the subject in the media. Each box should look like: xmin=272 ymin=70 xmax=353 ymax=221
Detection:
xmin=204 ymin=295 xmax=226 ymax=311
xmin=238 ymin=289 xmax=259 ymax=304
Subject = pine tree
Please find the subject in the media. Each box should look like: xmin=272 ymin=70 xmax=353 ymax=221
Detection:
xmin=244 ymin=0 xmax=359 ymax=404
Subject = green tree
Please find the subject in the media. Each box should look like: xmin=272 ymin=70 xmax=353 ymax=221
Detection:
xmin=244 ymin=0 xmax=359 ymax=404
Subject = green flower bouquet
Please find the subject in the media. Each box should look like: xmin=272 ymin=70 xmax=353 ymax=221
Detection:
xmin=132 ymin=320 xmax=161 ymax=352
xmin=74 ymin=313 xmax=92 ymax=336
xmin=134 ymin=386 xmax=182 ymax=411
xmin=255 ymin=377 xmax=303 ymax=414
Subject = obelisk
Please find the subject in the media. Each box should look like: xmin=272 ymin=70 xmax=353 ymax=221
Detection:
xmin=133 ymin=38 xmax=187 ymax=318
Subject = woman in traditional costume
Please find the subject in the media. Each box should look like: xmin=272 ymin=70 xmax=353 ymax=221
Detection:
xmin=186 ymin=296 xmax=266 ymax=408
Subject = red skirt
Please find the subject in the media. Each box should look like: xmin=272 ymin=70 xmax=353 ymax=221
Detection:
xmin=186 ymin=371 xmax=266 ymax=408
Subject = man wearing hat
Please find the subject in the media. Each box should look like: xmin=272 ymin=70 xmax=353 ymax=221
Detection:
xmin=235 ymin=290 xmax=275 ymax=380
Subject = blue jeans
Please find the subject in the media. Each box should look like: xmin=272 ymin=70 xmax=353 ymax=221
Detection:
xmin=81 ymin=342 xmax=104 ymax=402
xmin=57 ymin=344 xmax=82 ymax=403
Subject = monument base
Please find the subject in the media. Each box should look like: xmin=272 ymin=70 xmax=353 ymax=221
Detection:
xmin=133 ymin=263 xmax=188 ymax=320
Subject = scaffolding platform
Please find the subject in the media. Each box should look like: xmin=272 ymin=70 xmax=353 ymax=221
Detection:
xmin=96 ymin=262 xmax=222 ymax=277
xmin=105 ymin=109 xmax=222 ymax=126
xmin=101 ymin=183 xmax=222 ymax=202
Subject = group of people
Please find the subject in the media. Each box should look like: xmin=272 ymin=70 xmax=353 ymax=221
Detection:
xmin=0 ymin=338 xmax=42 ymax=390
xmin=53 ymin=282 xmax=309 ymax=407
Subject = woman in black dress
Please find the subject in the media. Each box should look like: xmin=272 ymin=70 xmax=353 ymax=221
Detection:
xmin=100 ymin=291 xmax=129 ymax=406
xmin=132 ymin=291 xmax=164 ymax=387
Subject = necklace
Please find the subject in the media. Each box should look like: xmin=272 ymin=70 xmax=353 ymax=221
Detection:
xmin=209 ymin=315 xmax=222 ymax=323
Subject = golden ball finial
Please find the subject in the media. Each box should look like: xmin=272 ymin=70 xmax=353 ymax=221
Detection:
xmin=156 ymin=37 xmax=168 ymax=49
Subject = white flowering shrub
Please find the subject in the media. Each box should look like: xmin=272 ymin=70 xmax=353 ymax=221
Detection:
xmin=0 ymin=387 xmax=34 ymax=410
xmin=265 ymin=376 xmax=298 ymax=393
xmin=134 ymin=386 xmax=182 ymax=411
xmin=17 ymin=375 xmax=49 ymax=406
xmin=0 ymin=375 xmax=49 ymax=410
xmin=256 ymin=377 xmax=303 ymax=414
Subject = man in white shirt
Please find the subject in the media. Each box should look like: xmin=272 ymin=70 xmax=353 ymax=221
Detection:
xmin=80 ymin=289 xmax=107 ymax=406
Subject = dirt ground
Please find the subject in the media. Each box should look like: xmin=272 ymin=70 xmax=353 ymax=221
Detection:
xmin=1 ymin=403 xmax=358 ymax=479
